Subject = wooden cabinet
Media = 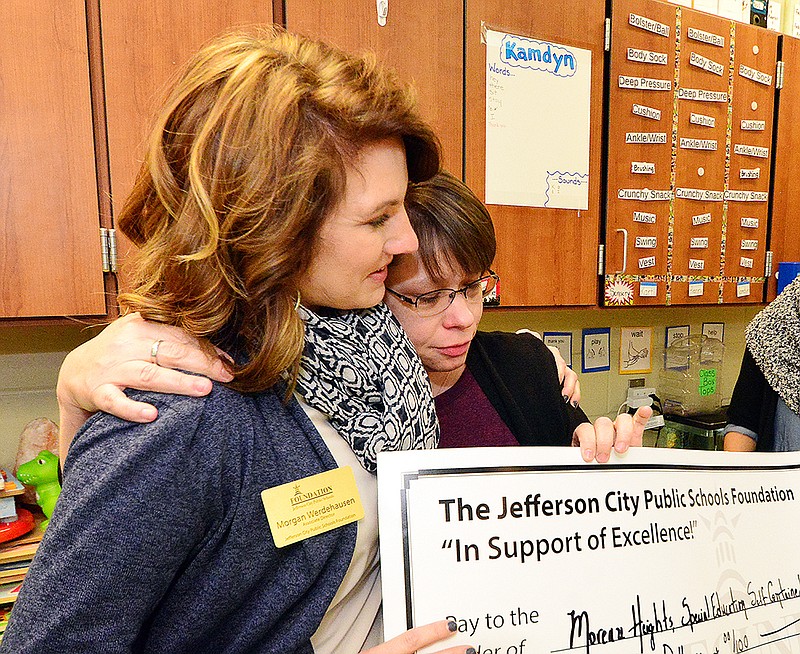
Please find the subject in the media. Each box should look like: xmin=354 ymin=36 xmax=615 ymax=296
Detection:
xmin=464 ymin=0 xmax=606 ymax=307
xmin=0 ymin=1 xmax=274 ymax=319
xmin=3 ymin=0 xmax=795 ymax=318
xmin=769 ymin=34 xmax=800 ymax=300
xmin=105 ymin=0 xmax=459 ymax=292
xmin=719 ymin=21 xmax=776 ymax=304
xmin=605 ymin=0 xmax=677 ymax=306
xmin=604 ymin=0 xmax=777 ymax=306
xmin=99 ymin=0 xmax=275 ymax=293
xmin=0 ymin=2 xmax=106 ymax=318
xmin=285 ymin=0 xmax=463 ymax=173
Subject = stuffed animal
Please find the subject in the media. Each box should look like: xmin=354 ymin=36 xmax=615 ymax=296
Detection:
xmin=14 ymin=418 xmax=59 ymax=504
xmin=17 ymin=450 xmax=61 ymax=530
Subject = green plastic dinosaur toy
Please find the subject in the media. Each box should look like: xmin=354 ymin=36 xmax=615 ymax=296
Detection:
xmin=17 ymin=450 xmax=61 ymax=530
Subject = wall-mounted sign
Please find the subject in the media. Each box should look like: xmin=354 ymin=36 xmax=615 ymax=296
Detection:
xmin=739 ymin=64 xmax=773 ymax=86
xmin=689 ymin=281 xmax=704 ymax=296
xmin=620 ymin=326 xmax=653 ymax=374
xmin=627 ymin=48 xmax=669 ymax=65
xmin=626 ymin=132 xmax=667 ymax=144
xmin=737 ymin=281 xmax=751 ymax=297
xmin=581 ymin=327 xmax=611 ymax=372
xmin=678 ymin=88 xmax=728 ymax=102
xmin=543 ymin=332 xmax=573 ymax=368
xmin=741 ymin=119 xmax=766 ymax=131
xmin=484 ymin=29 xmax=591 ymax=210
xmin=692 ymin=213 xmax=712 ymax=226
xmin=639 ymin=281 xmax=658 ymax=297
xmin=632 ymin=104 xmax=662 ymax=120
xmin=702 ymin=322 xmax=724 ymax=342
xmin=675 ymin=188 xmax=724 ymax=201
xmin=725 ymin=190 xmax=768 ymax=202
xmin=619 ymin=76 xmax=672 ymax=91
xmin=690 ymin=113 xmax=715 ymax=128
xmin=633 ymin=211 xmax=657 ymax=223
xmin=680 ymin=138 xmax=718 ymax=151
xmin=734 ymin=144 xmax=770 ymax=158
xmin=665 ymin=324 xmax=691 ymax=370
xmin=629 ymin=13 xmax=670 ymax=37
xmin=689 ymin=52 xmax=724 ymax=76
xmin=632 ymin=162 xmax=656 ymax=174
xmin=687 ymin=27 xmax=725 ymax=47
xmin=618 ymin=189 xmax=673 ymax=201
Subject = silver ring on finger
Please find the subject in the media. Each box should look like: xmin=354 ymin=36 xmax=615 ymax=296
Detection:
xmin=150 ymin=339 xmax=164 ymax=365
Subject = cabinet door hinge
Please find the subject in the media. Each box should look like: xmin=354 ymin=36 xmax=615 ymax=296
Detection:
xmin=777 ymin=61 xmax=785 ymax=90
xmin=604 ymin=18 xmax=611 ymax=52
xmin=100 ymin=228 xmax=118 ymax=274
xmin=598 ymin=243 xmax=605 ymax=275
xmin=765 ymin=250 xmax=774 ymax=278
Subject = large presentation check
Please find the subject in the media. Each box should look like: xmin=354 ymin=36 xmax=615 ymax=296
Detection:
xmin=377 ymin=447 xmax=800 ymax=654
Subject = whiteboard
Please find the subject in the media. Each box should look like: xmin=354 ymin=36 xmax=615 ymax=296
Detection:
xmin=485 ymin=28 xmax=591 ymax=210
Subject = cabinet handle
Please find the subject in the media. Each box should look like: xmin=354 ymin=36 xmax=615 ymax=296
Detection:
xmin=615 ymin=228 xmax=628 ymax=274
xmin=376 ymin=0 xmax=388 ymax=26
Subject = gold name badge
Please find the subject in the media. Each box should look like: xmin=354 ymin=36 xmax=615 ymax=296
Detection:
xmin=261 ymin=466 xmax=365 ymax=548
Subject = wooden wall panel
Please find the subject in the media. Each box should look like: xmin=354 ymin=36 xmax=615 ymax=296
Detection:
xmin=465 ymin=1 xmax=605 ymax=307
xmin=721 ymin=20 xmax=776 ymax=304
xmin=671 ymin=10 xmax=730 ymax=288
xmin=286 ymin=0 xmax=463 ymax=174
xmin=0 ymin=2 xmax=105 ymax=318
xmin=606 ymin=0 xmax=777 ymax=307
xmin=100 ymin=1 xmax=275 ymax=291
xmin=768 ymin=35 xmax=800 ymax=300
xmin=606 ymin=0 xmax=678 ymax=306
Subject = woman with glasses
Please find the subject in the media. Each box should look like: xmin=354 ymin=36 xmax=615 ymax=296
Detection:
xmin=387 ymin=172 xmax=647 ymax=455
xmin=387 ymin=172 xmax=584 ymax=449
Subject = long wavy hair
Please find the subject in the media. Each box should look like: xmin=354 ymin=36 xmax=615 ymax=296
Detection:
xmin=118 ymin=27 xmax=440 ymax=393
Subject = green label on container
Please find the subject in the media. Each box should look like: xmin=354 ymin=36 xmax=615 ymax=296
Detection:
xmin=699 ymin=368 xmax=717 ymax=396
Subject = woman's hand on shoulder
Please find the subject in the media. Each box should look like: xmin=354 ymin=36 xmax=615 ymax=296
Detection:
xmin=516 ymin=330 xmax=581 ymax=405
xmin=361 ymin=620 xmax=474 ymax=654
xmin=572 ymin=405 xmax=651 ymax=463
xmin=547 ymin=345 xmax=581 ymax=406
xmin=57 ymin=313 xmax=233 ymax=461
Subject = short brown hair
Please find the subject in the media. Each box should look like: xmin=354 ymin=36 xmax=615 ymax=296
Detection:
xmin=404 ymin=171 xmax=495 ymax=282
xmin=118 ymin=28 xmax=440 ymax=392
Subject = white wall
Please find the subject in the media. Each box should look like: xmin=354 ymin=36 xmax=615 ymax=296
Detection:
xmin=479 ymin=303 xmax=760 ymax=422
xmin=0 ymin=304 xmax=760 ymax=470
xmin=0 ymin=325 xmax=99 ymax=471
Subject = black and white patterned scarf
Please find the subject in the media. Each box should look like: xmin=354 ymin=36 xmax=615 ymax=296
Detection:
xmin=295 ymin=302 xmax=439 ymax=473
xmin=746 ymin=275 xmax=800 ymax=415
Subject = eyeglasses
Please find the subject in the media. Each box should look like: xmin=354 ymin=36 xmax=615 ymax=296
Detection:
xmin=386 ymin=271 xmax=499 ymax=317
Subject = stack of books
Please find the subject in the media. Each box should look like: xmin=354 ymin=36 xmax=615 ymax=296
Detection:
xmin=0 ymin=516 xmax=44 ymax=641
xmin=0 ymin=468 xmax=45 ymax=642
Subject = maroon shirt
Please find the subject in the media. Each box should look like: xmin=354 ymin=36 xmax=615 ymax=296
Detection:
xmin=434 ymin=367 xmax=518 ymax=448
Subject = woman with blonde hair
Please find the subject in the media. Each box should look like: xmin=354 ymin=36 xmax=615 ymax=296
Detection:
xmin=2 ymin=28 xmax=469 ymax=654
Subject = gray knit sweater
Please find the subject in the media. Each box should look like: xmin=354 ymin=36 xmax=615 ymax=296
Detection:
xmin=1 ymin=384 xmax=356 ymax=653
